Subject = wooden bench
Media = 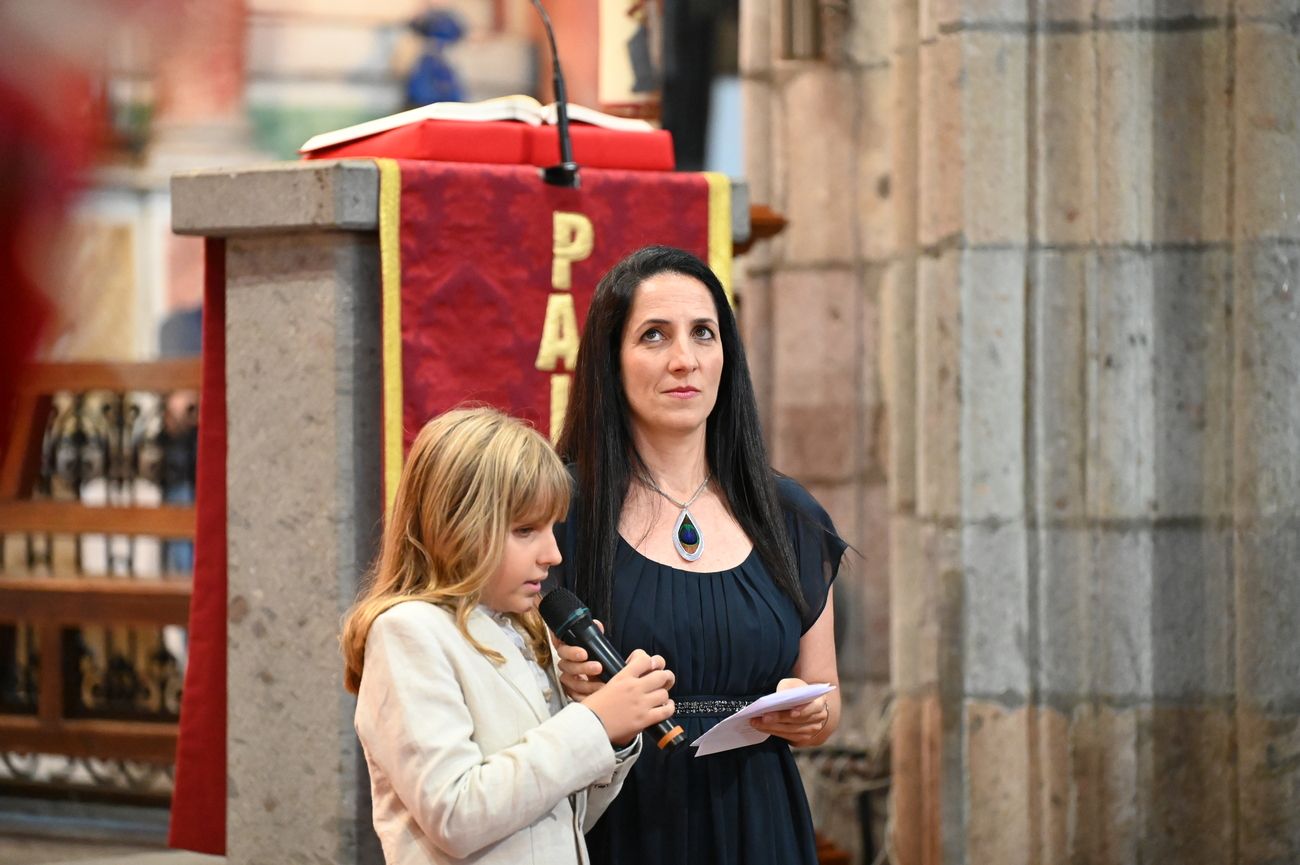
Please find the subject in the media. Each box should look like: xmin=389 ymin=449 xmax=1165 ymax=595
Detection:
xmin=0 ymin=360 xmax=199 ymax=765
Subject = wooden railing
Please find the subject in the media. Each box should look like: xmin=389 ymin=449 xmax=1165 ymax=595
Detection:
xmin=0 ymin=360 xmax=199 ymax=766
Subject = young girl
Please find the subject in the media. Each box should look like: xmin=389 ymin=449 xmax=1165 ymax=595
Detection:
xmin=342 ymin=407 xmax=676 ymax=865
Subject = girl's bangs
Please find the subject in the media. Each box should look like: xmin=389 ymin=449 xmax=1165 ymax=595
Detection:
xmin=509 ymin=441 xmax=570 ymax=526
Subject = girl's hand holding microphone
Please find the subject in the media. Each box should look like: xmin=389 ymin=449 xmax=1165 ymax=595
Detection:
xmin=581 ymin=649 xmax=675 ymax=747
xmin=556 ymin=636 xmax=607 ymax=700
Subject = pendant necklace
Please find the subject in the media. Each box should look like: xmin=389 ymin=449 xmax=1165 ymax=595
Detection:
xmin=642 ymin=473 xmax=711 ymax=562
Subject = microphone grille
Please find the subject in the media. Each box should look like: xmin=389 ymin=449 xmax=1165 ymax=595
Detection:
xmin=539 ymin=587 xmax=586 ymax=631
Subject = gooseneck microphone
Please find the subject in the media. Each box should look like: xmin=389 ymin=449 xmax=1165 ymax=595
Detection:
xmin=540 ymin=587 xmax=685 ymax=750
xmin=529 ymin=0 xmax=580 ymax=188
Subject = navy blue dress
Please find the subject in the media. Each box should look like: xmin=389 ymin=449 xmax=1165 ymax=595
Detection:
xmin=551 ymin=477 xmax=847 ymax=865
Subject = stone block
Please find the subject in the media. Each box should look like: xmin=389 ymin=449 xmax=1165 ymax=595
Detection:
xmin=959 ymin=249 xmax=1027 ymax=521
xmin=901 ymin=30 xmax=1034 ymax=249
xmin=771 ymin=268 xmax=862 ymax=481
xmin=916 ymin=251 xmax=961 ymax=520
xmin=1034 ymin=34 xmax=1097 ymax=246
xmin=918 ymin=34 xmax=963 ymax=247
xmin=1091 ymin=527 xmax=1154 ymax=699
xmin=1234 ymin=244 xmax=1300 ymax=517
xmin=848 ymin=0 xmax=893 ymax=66
xmin=738 ymin=269 xmax=775 ymax=431
xmin=1032 ymin=704 xmax=1073 ymax=865
xmin=881 ymin=260 xmax=919 ymax=513
xmin=1035 ymin=0 xmax=1093 ymax=24
xmin=923 ymin=523 xmax=964 ymax=692
xmin=1148 ymin=249 xmax=1235 ymax=519
xmin=962 ymin=523 xmax=1031 ymax=698
xmin=1141 ymin=706 xmax=1236 ymax=864
xmin=857 ymin=66 xmax=898 ymax=262
xmin=890 ymin=515 xmax=927 ymax=690
xmin=1053 ymin=703 xmax=1236 ymax=862
xmin=741 ymin=78 xmax=775 ymax=219
xmin=1237 ymin=705 xmax=1300 ymax=864
xmin=1035 ymin=527 xmax=1092 ymax=700
xmin=1236 ymin=0 xmax=1300 ymax=17
xmin=1095 ymin=31 xmax=1156 ymax=244
xmin=738 ymin=0 xmax=776 ymax=75
xmin=1087 ymin=251 xmax=1156 ymax=520
xmin=1096 ymin=27 xmax=1230 ymax=244
xmin=919 ymin=0 xmax=941 ymax=43
xmin=1093 ymin=704 xmax=1140 ymax=864
xmin=1235 ymin=520 xmax=1300 ymax=707
xmin=931 ymin=0 xmax=1034 ymax=30
xmin=1150 ymin=29 xmax=1231 ymax=244
xmin=889 ymin=693 xmax=928 ymax=865
xmin=225 ymin=232 xmax=382 ymax=865
xmin=1095 ymin=0 xmax=1229 ymax=20
xmin=930 ymin=692 xmax=963 ymax=865
xmin=856 ymin=482 xmax=893 ymax=681
xmin=1088 ymin=249 xmax=1234 ymax=519
xmin=966 ymin=701 xmax=1032 ymax=865
xmin=780 ymin=67 xmax=861 ymax=264
xmin=1149 ymin=525 xmax=1234 ymax=698
xmin=860 ymin=262 xmax=888 ymax=465
xmin=961 ymin=33 xmax=1029 ymax=246
xmin=1030 ymin=250 xmax=1090 ymax=522
xmin=888 ymin=20 xmax=921 ymax=249
xmin=1059 ymin=704 xmax=1102 ymax=864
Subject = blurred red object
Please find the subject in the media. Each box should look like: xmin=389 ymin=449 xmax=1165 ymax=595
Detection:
xmin=0 ymin=0 xmax=176 ymax=435
xmin=0 ymin=67 xmax=99 ymax=441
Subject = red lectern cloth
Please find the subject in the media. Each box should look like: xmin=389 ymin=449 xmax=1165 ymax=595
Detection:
xmin=168 ymin=239 xmax=228 ymax=855
xmin=305 ymin=119 xmax=676 ymax=172
xmin=168 ymin=160 xmax=730 ymax=855
xmin=376 ymin=158 xmax=732 ymax=498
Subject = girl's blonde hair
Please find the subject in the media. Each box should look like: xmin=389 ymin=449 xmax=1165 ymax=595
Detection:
xmin=342 ymin=406 xmax=570 ymax=694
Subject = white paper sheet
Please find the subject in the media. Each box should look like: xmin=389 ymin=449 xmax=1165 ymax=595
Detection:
xmin=689 ymin=683 xmax=836 ymax=757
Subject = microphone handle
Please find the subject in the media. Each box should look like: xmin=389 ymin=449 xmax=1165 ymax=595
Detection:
xmin=569 ymin=620 xmax=627 ymax=679
xmin=566 ymin=621 xmax=685 ymax=751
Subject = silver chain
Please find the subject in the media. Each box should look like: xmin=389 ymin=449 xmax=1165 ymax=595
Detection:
xmin=641 ymin=473 xmax=710 ymax=509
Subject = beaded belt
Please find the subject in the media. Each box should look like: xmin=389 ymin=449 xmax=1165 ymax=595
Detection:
xmin=673 ymin=695 xmax=762 ymax=717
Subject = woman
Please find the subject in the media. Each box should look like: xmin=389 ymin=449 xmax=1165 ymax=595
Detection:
xmin=550 ymin=245 xmax=848 ymax=865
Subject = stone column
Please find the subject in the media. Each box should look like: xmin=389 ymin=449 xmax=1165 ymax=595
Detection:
xmin=742 ymin=0 xmax=1300 ymax=861
xmin=172 ymin=161 xmax=385 ymax=865
xmin=875 ymin=2 xmax=1295 ymax=864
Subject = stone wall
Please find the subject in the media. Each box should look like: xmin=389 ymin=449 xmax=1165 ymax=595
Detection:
xmin=740 ymin=0 xmax=1300 ymax=862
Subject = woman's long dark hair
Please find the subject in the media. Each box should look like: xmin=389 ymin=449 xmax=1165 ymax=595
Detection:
xmin=556 ymin=245 xmax=806 ymax=623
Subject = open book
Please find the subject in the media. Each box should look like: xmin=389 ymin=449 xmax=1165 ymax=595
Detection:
xmin=300 ymin=95 xmax=655 ymax=154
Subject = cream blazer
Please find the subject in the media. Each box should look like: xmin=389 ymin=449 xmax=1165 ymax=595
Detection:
xmin=354 ymin=600 xmax=639 ymax=865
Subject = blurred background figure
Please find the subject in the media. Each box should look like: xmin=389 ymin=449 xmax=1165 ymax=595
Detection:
xmin=405 ymin=9 xmax=468 ymax=108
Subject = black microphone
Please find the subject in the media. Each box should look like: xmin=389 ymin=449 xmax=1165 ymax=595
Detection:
xmin=540 ymin=587 xmax=684 ymax=750
xmin=529 ymin=0 xmax=580 ymax=188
